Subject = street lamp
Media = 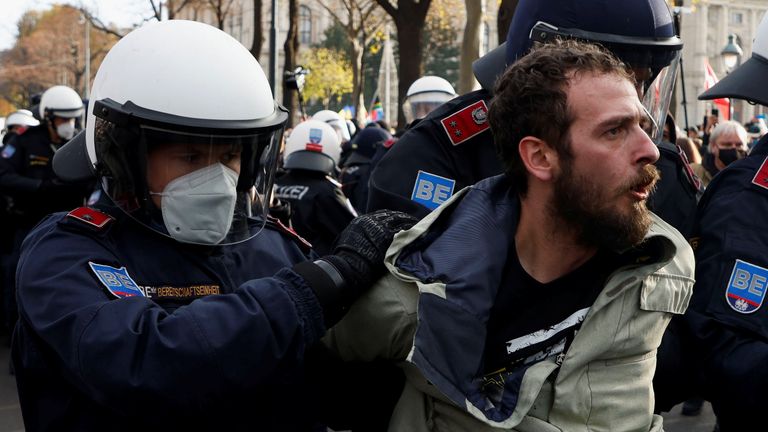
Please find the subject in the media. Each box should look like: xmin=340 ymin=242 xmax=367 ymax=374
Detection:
xmin=721 ymin=33 xmax=743 ymax=120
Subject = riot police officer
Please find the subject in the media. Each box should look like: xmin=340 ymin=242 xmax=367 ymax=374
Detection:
xmin=682 ymin=12 xmax=768 ymax=432
xmin=0 ymin=85 xmax=91 ymax=336
xmin=367 ymin=0 xmax=702 ymax=239
xmin=401 ymin=75 xmax=457 ymax=129
xmin=275 ymin=119 xmax=357 ymax=255
xmin=1 ymin=109 xmax=39 ymax=145
xmin=11 ymin=20 xmax=415 ymax=431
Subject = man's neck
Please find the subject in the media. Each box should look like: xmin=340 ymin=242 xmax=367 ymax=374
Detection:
xmin=515 ymin=196 xmax=597 ymax=284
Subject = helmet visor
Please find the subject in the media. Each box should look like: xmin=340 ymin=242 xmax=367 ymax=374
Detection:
xmin=637 ymin=50 xmax=681 ymax=144
xmin=403 ymin=92 xmax=455 ymax=124
xmin=96 ymin=121 xmax=283 ymax=245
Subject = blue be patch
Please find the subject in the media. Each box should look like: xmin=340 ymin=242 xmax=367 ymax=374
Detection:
xmin=1 ymin=144 xmax=16 ymax=159
xmin=725 ymin=259 xmax=768 ymax=314
xmin=411 ymin=170 xmax=456 ymax=210
xmin=309 ymin=127 xmax=323 ymax=144
xmin=89 ymin=262 xmax=145 ymax=298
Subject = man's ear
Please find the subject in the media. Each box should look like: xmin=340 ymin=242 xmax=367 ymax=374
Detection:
xmin=519 ymin=136 xmax=556 ymax=182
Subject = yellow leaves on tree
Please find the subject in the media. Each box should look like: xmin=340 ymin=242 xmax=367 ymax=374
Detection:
xmin=0 ymin=5 xmax=118 ymax=110
xmin=300 ymin=48 xmax=354 ymax=109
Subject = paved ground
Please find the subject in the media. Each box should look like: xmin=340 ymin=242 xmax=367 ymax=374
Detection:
xmin=0 ymin=343 xmax=715 ymax=431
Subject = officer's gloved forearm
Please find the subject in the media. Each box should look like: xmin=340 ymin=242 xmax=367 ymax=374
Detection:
xmin=292 ymin=210 xmax=418 ymax=326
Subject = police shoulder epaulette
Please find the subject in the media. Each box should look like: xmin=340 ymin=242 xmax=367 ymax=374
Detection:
xmin=265 ymin=216 xmax=313 ymax=253
xmin=751 ymin=156 xmax=768 ymax=191
xmin=439 ymin=99 xmax=490 ymax=146
xmin=65 ymin=207 xmax=114 ymax=230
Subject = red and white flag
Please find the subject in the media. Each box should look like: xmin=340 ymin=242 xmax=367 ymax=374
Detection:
xmin=704 ymin=58 xmax=730 ymax=118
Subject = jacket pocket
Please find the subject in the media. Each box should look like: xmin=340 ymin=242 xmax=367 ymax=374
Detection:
xmin=640 ymin=272 xmax=694 ymax=314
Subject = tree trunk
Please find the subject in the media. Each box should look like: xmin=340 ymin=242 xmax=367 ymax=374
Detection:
xmin=459 ymin=0 xmax=482 ymax=94
xmin=497 ymin=0 xmax=519 ymax=44
xmin=282 ymin=0 xmax=300 ymax=126
xmin=350 ymin=37 xmax=366 ymax=124
xmin=375 ymin=0 xmax=433 ymax=128
xmin=250 ymin=0 xmax=263 ymax=60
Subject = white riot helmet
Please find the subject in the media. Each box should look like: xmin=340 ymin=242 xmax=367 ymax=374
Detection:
xmin=283 ymin=120 xmax=341 ymax=174
xmin=53 ymin=20 xmax=288 ymax=245
xmin=39 ymin=85 xmax=84 ymax=120
xmin=4 ymin=109 xmax=40 ymax=131
xmin=402 ymin=76 xmax=457 ymax=124
xmin=312 ymin=109 xmax=351 ymax=142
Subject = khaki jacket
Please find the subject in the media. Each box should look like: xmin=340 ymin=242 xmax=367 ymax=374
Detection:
xmin=325 ymin=176 xmax=695 ymax=432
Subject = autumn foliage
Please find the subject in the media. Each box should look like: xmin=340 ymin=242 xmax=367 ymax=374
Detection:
xmin=0 ymin=5 xmax=119 ymax=114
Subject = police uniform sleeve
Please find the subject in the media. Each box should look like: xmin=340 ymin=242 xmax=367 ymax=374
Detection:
xmin=683 ymin=154 xmax=768 ymax=425
xmin=15 ymin=217 xmax=326 ymax=413
xmin=0 ymin=137 xmax=42 ymax=193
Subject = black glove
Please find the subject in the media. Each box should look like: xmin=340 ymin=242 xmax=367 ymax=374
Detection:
xmin=293 ymin=209 xmax=418 ymax=325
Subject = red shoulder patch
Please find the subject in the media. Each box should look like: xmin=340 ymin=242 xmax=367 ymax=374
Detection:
xmin=752 ymin=156 xmax=768 ymax=191
xmin=440 ymin=100 xmax=490 ymax=146
xmin=266 ymin=216 xmax=313 ymax=252
xmin=67 ymin=207 xmax=114 ymax=229
xmin=383 ymin=137 xmax=397 ymax=149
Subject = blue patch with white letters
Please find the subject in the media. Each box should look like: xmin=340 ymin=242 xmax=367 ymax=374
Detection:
xmin=309 ymin=128 xmax=323 ymax=144
xmin=411 ymin=170 xmax=456 ymax=210
xmin=725 ymin=259 xmax=768 ymax=314
xmin=89 ymin=262 xmax=145 ymax=298
xmin=1 ymin=144 xmax=16 ymax=159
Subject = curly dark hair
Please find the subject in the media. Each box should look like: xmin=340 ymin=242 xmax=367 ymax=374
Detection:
xmin=489 ymin=39 xmax=634 ymax=195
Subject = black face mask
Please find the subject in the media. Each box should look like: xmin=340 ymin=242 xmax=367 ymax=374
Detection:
xmin=718 ymin=148 xmax=747 ymax=167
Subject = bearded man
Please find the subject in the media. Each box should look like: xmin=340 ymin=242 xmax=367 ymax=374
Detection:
xmin=322 ymin=40 xmax=695 ymax=432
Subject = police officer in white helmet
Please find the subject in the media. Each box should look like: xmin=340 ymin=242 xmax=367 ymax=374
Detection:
xmin=275 ymin=119 xmax=357 ymax=255
xmin=0 ymin=85 xmax=90 ymax=339
xmin=11 ymin=20 xmax=415 ymax=431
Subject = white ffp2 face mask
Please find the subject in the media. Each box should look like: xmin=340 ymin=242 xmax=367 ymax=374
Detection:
xmin=150 ymin=163 xmax=239 ymax=245
xmin=56 ymin=119 xmax=76 ymax=140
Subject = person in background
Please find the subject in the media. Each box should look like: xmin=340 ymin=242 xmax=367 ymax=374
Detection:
xmin=11 ymin=20 xmax=416 ymax=431
xmin=691 ymin=120 xmax=748 ymax=187
xmin=325 ymin=40 xmax=694 ymax=431
xmin=340 ymin=126 xmax=392 ymax=213
xmin=0 ymin=85 xmax=91 ymax=338
xmin=275 ymin=119 xmax=357 ymax=255
xmin=685 ymin=12 xmax=768 ymax=430
xmin=677 ymin=136 xmax=702 ymax=165
xmin=401 ymin=75 xmax=457 ymax=130
xmin=1 ymin=110 xmax=39 ymax=146
xmin=312 ymin=109 xmax=353 ymax=165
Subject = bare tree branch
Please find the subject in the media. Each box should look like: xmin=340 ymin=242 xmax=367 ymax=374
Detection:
xmin=77 ymin=6 xmax=127 ymax=38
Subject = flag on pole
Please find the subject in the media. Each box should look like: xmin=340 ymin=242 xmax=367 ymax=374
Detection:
xmin=704 ymin=58 xmax=730 ymax=118
xmin=368 ymin=96 xmax=384 ymax=122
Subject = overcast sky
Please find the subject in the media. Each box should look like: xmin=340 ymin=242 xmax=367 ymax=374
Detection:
xmin=0 ymin=0 xmax=153 ymax=51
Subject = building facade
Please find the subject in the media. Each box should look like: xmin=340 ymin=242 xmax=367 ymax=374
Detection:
xmin=676 ymin=0 xmax=768 ymax=129
xmin=175 ymin=0 xmax=499 ymax=106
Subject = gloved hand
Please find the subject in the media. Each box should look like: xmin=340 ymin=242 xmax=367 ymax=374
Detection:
xmin=292 ymin=209 xmax=418 ymax=326
xmin=324 ymin=209 xmax=419 ymax=291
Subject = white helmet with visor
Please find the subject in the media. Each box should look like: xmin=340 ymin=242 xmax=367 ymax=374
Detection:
xmin=53 ymin=20 xmax=288 ymax=245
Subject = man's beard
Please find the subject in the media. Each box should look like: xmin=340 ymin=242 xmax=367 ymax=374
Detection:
xmin=551 ymin=160 xmax=660 ymax=251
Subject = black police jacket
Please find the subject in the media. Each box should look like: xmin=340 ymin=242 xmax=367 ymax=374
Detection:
xmin=275 ymin=169 xmax=356 ymax=255
xmin=682 ymin=134 xmax=768 ymax=431
xmin=0 ymin=125 xmax=89 ymax=227
xmin=11 ymin=202 xmax=329 ymax=431
xmin=367 ymin=89 xmax=702 ymax=237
